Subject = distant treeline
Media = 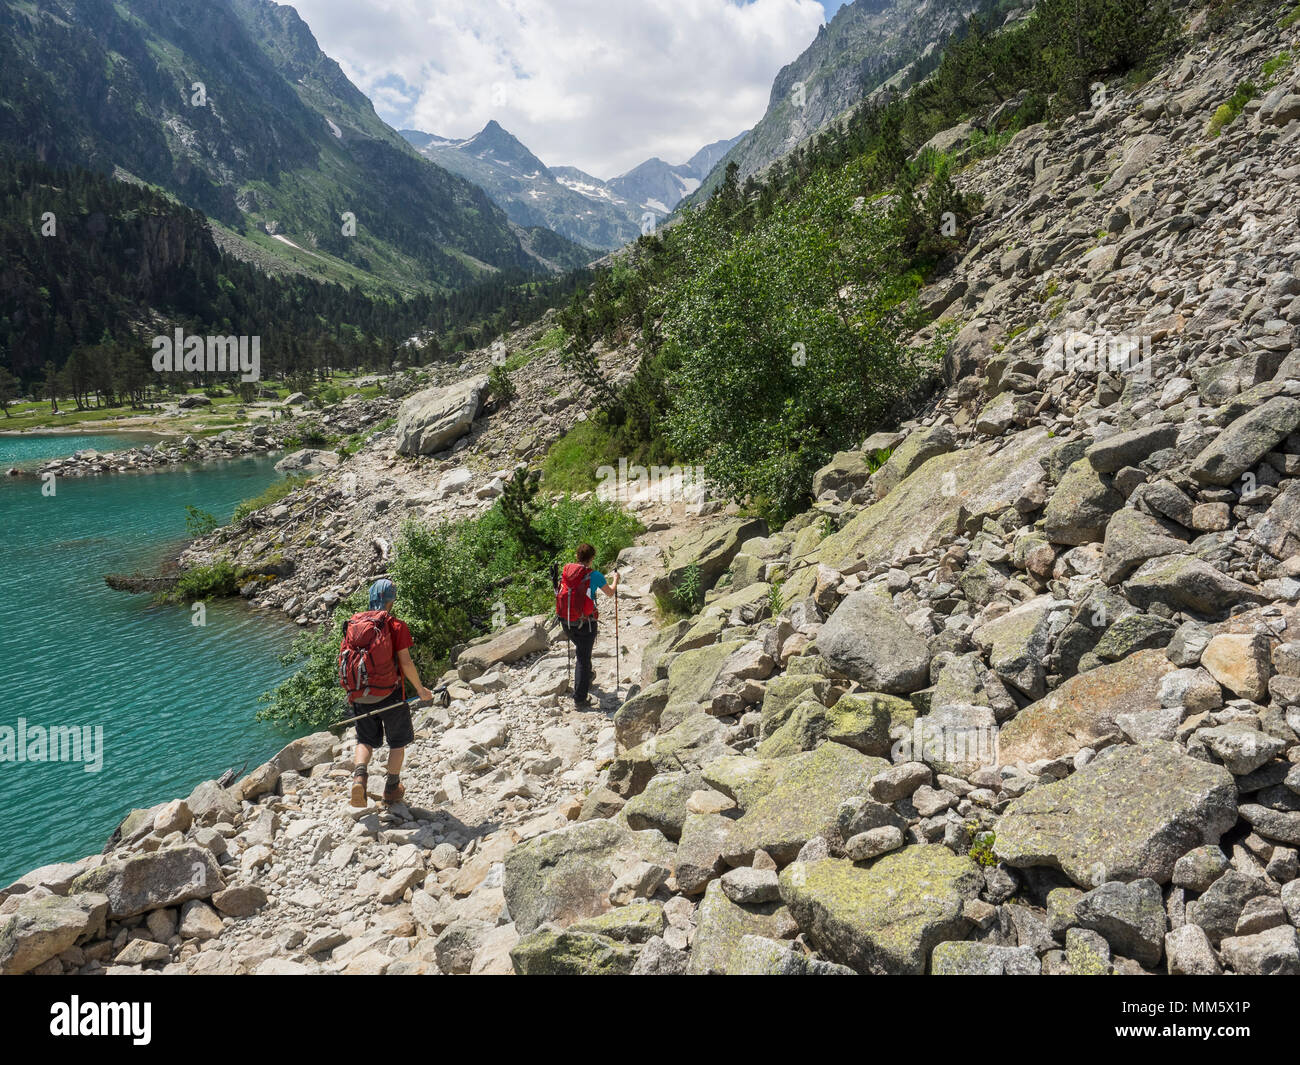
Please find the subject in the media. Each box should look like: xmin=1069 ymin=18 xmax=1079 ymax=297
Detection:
xmin=0 ymin=153 xmax=589 ymax=401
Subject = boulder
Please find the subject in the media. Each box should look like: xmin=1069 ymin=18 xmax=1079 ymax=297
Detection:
xmin=725 ymin=934 xmax=855 ymax=975
xmin=779 ymin=847 xmax=983 ymax=974
xmin=1042 ymin=458 xmax=1124 ymax=545
xmin=1086 ymin=424 xmax=1179 ymax=474
xmin=649 ymin=518 xmax=767 ymax=600
xmin=756 ymin=691 xmax=904 ymax=758
xmin=69 ymin=845 xmax=225 ymax=919
xmin=1200 ymin=632 xmax=1273 ymax=702
xmin=931 ymin=941 xmax=1041 ymax=975
xmin=686 ymin=880 xmax=795 ymax=975
xmin=971 ymin=595 xmax=1071 ymax=699
xmin=1074 ymin=879 xmax=1166 ymax=967
xmin=787 ymin=428 xmax=1054 ymax=601
xmin=394 ymin=375 xmax=489 ymax=455
xmin=501 ymin=820 xmax=673 ymax=934
xmin=1189 ymin=396 xmax=1300 ymax=486
xmin=1099 ymin=508 xmax=1188 ymax=585
xmin=1124 ymin=554 xmax=1267 ymax=617
xmin=0 ymin=893 xmax=109 ymax=975
xmin=994 ymin=742 xmax=1237 ymax=887
xmin=455 ymin=617 xmax=549 ymax=679
xmin=997 ymin=649 xmax=1176 ymax=763
xmin=719 ymin=743 xmax=890 ymax=865
xmin=811 ymin=451 xmax=870 ymax=498
xmin=273 ymin=448 xmax=340 ymax=475
xmin=872 ymin=425 xmax=955 ymax=499
xmin=818 ymin=589 xmax=931 ymax=694
xmin=510 ymin=927 xmax=639 ymax=975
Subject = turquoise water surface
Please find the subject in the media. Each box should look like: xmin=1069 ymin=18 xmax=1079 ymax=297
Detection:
xmin=0 ymin=434 xmax=305 ymax=885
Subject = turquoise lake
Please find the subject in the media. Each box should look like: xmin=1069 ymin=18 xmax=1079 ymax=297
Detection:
xmin=0 ymin=434 xmax=305 ymax=886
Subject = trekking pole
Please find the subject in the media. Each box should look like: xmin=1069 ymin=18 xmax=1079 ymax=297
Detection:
xmin=613 ymin=576 xmax=620 ymax=699
xmin=327 ymin=686 xmax=449 ymax=731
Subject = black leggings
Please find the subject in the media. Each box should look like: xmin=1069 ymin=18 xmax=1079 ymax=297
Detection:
xmin=560 ymin=619 xmax=598 ymax=702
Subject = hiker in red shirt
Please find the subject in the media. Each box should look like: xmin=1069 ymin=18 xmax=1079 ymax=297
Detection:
xmin=338 ymin=578 xmax=434 ymax=807
xmin=555 ymin=542 xmax=619 ymax=708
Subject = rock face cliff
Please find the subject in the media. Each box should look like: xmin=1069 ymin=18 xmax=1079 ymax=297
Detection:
xmin=5 ymin=5 xmax=1300 ymax=977
xmin=690 ymin=0 xmax=980 ymax=202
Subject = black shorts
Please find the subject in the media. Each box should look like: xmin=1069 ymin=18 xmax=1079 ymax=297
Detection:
xmin=350 ymin=688 xmax=414 ymax=750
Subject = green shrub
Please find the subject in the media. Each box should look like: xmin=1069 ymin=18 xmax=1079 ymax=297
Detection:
xmin=163 ymin=558 xmax=242 ymax=602
xmin=184 ymin=505 xmax=218 ymax=537
xmin=1208 ymin=81 xmax=1257 ymax=136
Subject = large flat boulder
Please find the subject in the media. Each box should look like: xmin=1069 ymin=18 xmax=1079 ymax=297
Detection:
xmin=786 ymin=428 xmax=1054 ymax=600
xmin=997 ymin=649 xmax=1177 ymax=764
xmin=871 ymin=425 xmax=955 ymax=499
xmin=394 ymin=374 xmax=489 ymax=456
xmin=455 ymin=616 xmax=549 ymax=680
xmin=501 ymin=820 xmax=673 ymax=935
xmin=720 ymin=743 xmax=889 ymax=864
xmin=1189 ymin=396 xmax=1300 ymax=486
xmin=1124 ymin=554 xmax=1267 ymax=617
xmin=779 ymin=847 xmax=983 ymax=974
xmin=69 ymin=845 xmax=225 ymax=919
xmin=818 ymin=588 xmax=931 ymax=694
xmin=994 ymin=741 xmax=1237 ymax=887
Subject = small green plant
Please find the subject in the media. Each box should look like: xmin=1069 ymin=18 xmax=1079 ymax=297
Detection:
xmin=487 ymin=364 xmax=517 ymax=403
xmin=865 ymin=446 xmax=893 ymax=474
xmin=670 ymin=563 xmax=703 ymax=615
xmin=184 ymin=505 xmax=218 ymax=537
xmin=1262 ymin=51 xmax=1293 ymax=86
xmin=1280 ymin=5 xmax=1300 ymax=30
xmin=967 ymin=825 xmax=997 ymax=867
xmin=820 ymin=514 xmax=836 ymax=540
xmin=1207 ymin=81 xmax=1257 ymax=137
xmin=768 ymin=578 xmax=786 ymax=617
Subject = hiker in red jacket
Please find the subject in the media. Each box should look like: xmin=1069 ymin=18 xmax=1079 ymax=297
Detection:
xmin=338 ymin=578 xmax=434 ymax=807
xmin=556 ymin=543 xmax=619 ymax=709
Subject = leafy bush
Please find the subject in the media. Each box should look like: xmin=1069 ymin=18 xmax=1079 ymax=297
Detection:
xmin=184 ymin=505 xmax=219 ymax=537
xmin=1208 ymin=82 xmax=1257 ymax=136
xmin=163 ymin=558 xmax=242 ymax=602
xmin=659 ymin=161 xmax=944 ymax=520
xmin=487 ymin=364 xmax=517 ymax=403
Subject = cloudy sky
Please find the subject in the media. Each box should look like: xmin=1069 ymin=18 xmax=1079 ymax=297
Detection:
xmin=289 ymin=0 xmax=846 ymax=179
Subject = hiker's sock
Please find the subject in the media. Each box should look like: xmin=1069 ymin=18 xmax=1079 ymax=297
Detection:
xmin=353 ymin=767 xmax=368 ymax=780
xmin=385 ymin=773 xmax=401 ymax=790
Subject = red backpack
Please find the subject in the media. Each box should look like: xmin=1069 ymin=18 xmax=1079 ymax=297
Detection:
xmin=555 ymin=563 xmax=598 ymax=623
xmin=338 ymin=610 xmax=401 ymax=700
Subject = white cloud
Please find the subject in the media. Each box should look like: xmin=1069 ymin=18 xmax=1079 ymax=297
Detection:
xmin=286 ymin=0 xmax=826 ymax=177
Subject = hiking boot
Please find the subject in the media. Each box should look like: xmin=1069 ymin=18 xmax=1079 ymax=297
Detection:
xmin=382 ymin=776 xmax=405 ymax=804
xmin=350 ymin=769 xmax=369 ymax=809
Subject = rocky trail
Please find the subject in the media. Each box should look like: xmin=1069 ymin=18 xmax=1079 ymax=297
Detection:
xmin=4 ymin=4 xmax=1300 ymax=977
